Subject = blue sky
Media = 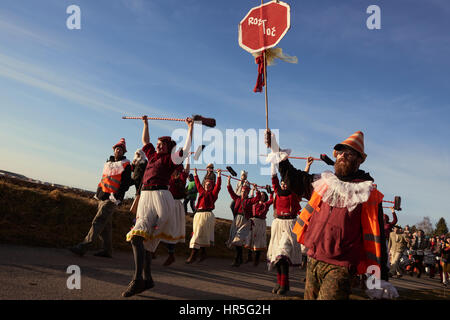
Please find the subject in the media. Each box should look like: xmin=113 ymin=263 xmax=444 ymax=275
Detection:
xmin=0 ymin=0 xmax=449 ymax=229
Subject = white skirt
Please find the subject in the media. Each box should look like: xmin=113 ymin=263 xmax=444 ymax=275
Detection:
xmin=227 ymin=214 xmax=251 ymax=248
xmin=267 ymin=218 xmax=302 ymax=270
xmin=189 ymin=211 xmax=215 ymax=249
xmin=126 ymin=190 xmax=185 ymax=251
xmin=244 ymin=218 xmax=267 ymax=251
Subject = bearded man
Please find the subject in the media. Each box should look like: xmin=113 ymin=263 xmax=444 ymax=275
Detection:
xmin=265 ymin=130 xmax=397 ymax=300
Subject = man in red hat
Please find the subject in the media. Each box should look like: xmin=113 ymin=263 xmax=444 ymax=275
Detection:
xmin=265 ymin=130 xmax=397 ymax=300
xmin=69 ymin=138 xmax=132 ymax=258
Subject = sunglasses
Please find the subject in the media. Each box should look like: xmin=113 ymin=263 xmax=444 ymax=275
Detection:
xmin=336 ymin=148 xmax=360 ymax=159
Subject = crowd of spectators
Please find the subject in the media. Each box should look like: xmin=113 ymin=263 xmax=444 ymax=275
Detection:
xmin=388 ymin=225 xmax=450 ymax=287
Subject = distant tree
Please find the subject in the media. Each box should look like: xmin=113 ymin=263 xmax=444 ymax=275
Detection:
xmin=434 ymin=217 xmax=448 ymax=236
xmin=415 ymin=216 xmax=433 ymax=235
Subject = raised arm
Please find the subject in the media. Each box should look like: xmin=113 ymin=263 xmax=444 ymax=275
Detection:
xmin=227 ymin=176 xmax=239 ymax=201
xmin=142 ymin=116 xmax=149 ymax=146
xmin=304 ymin=156 xmax=314 ymax=173
xmin=250 ymin=184 xmax=261 ymax=204
xmin=184 ymin=154 xmax=190 ymax=175
xmin=171 ymin=117 xmax=194 ymax=165
xmin=193 ymin=168 xmax=205 ymax=194
xmin=390 ymin=208 xmax=398 ymax=227
xmin=181 ymin=117 xmax=194 ymax=159
xmin=272 ymin=175 xmax=281 ymax=194
xmin=212 ymin=170 xmax=222 ymax=198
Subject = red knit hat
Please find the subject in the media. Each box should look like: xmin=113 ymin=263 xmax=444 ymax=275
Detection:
xmin=333 ymin=131 xmax=367 ymax=162
xmin=113 ymin=138 xmax=127 ymax=153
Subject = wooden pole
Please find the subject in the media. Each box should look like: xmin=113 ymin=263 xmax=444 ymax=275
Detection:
xmin=264 ymin=50 xmax=269 ymax=131
xmin=261 ymin=0 xmax=269 ymax=132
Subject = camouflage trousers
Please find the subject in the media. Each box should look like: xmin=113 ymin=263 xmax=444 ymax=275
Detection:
xmin=304 ymin=257 xmax=352 ymax=300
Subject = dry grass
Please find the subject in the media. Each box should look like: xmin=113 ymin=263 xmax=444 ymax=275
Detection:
xmin=0 ymin=176 xmax=236 ymax=258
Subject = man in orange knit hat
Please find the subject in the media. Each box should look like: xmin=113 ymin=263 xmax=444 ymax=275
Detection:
xmin=265 ymin=130 xmax=397 ymax=300
xmin=69 ymin=138 xmax=132 ymax=258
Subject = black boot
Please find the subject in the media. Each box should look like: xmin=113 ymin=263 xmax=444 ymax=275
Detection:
xmin=245 ymin=250 xmax=253 ymax=263
xmin=122 ymin=280 xmax=146 ymax=298
xmin=253 ymin=251 xmax=261 ymax=266
xmin=199 ymin=247 xmax=207 ymax=262
xmin=232 ymin=246 xmax=243 ymax=267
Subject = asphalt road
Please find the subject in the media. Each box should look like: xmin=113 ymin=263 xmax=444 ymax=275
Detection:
xmin=0 ymin=244 xmax=448 ymax=300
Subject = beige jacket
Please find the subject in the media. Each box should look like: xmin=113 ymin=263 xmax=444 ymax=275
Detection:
xmin=388 ymin=231 xmax=409 ymax=254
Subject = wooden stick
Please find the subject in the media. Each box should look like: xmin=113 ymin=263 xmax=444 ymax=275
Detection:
xmin=193 ymin=169 xmax=266 ymax=189
xmin=259 ymin=154 xmax=321 ymax=161
xmin=122 ymin=116 xmax=185 ymax=122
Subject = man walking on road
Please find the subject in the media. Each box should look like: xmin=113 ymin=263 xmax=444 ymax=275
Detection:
xmin=265 ymin=130 xmax=398 ymax=300
xmin=388 ymin=225 xmax=409 ymax=278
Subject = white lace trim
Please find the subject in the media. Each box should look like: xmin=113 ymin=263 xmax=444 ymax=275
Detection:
xmin=102 ymin=159 xmax=129 ymax=176
xmin=265 ymin=149 xmax=292 ymax=164
xmin=265 ymin=149 xmax=292 ymax=175
xmin=311 ymin=171 xmax=373 ymax=211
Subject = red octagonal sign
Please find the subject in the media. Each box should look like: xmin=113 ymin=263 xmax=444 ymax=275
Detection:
xmin=239 ymin=1 xmax=291 ymax=54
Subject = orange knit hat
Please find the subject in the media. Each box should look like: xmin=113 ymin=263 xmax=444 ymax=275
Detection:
xmin=333 ymin=131 xmax=367 ymax=162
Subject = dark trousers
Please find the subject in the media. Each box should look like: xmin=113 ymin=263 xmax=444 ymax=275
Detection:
xmin=79 ymin=200 xmax=115 ymax=255
xmin=183 ymin=198 xmax=196 ymax=214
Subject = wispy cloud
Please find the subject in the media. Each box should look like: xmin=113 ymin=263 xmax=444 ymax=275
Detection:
xmin=0 ymin=52 xmax=178 ymax=131
xmin=0 ymin=12 xmax=64 ymax=49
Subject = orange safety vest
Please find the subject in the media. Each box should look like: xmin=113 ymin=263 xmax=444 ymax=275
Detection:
xmin=292 ymin=188 xmax=384 ymax=274
xmin=98 ymin=159 xmax=130 ymax=194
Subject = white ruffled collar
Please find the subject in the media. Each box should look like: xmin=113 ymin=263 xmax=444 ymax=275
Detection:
xmin=312 ymin=171 xmax=373 ymax=211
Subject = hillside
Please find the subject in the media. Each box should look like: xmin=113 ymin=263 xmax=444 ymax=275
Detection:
xmin=0 ymin=175 xmax=242 ymax=259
